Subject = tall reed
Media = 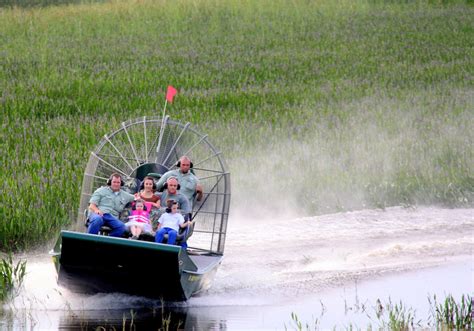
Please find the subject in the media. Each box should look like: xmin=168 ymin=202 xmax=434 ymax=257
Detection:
xmin=285 ymin=294 xmax=472 ymax=330
xmin=0 ymin=255 xmax=26 ymax=302
xmin=430 ymin=294 xmax=472 ymax=330
xmin=0 ymin=0 xmax=472 ymax=251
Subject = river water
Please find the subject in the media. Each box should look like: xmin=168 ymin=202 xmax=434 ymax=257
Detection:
xmin=1 ymin=206 xmax=473 ymax=330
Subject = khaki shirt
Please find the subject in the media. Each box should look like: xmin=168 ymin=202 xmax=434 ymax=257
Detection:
xmin=89 ymin=186 xmax=135 ymax=218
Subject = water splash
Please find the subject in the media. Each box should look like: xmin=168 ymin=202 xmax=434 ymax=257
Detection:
xmin=2 ymin=206 xmax=472 ymax=328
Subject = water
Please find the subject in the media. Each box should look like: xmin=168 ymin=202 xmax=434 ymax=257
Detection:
xmin=1 ymin=206 xmax=473 ymax=330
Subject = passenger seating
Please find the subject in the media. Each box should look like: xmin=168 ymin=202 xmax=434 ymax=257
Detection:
xmin=83 ymin=205 xmax=194 ymax=247
xmin=83 ymin=204 xmax=132 ymax=236
xmin=84 ymin=172 xmax=194 ymax=246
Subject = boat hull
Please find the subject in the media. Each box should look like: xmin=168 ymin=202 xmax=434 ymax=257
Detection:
xmin=52 ymin=231 xmax=222 ymax=301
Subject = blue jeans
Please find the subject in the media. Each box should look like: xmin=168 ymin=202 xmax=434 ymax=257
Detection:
xmin=88 ymin=212 xmax=125 ymax=237
xmin=155 ymin=227 xmax=178 ymax=245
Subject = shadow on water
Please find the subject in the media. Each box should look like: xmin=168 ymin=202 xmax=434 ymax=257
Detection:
xmin=1 ymin=305 xmax=226 ymax=330
xmin=0 ymin=0 xmax=105 ymax=8
xmin=60 ymin=307 xmax=187 ymax=330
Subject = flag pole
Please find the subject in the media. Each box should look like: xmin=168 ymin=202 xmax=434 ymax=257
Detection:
xmin=156 ymin=86 xmax=177 ymax=162
xmin=163 ymin=85 xmax=177 ymax=118
xmin=161 ymin=99 xmax=168 ymax=120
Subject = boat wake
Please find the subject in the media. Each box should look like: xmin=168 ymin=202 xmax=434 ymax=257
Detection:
xmin=190 ymin=206 xmax=473 ymax=306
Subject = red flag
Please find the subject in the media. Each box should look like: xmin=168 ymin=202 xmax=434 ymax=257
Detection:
xmin=166 ymin=85 xmax=177 ymax=103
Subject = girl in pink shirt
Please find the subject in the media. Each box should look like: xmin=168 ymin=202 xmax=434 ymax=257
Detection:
xmin=125 ymin=199 xmax=152 ymax=239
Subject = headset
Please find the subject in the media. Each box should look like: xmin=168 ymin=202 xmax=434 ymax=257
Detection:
xmin=106 ymin=173 xmax=125 ymax=186
xmin=165 ymin=200 xmax=178 ymax=213
xmin=132 ymin=200 xmax=148 ymax=211
xmin=139 ymin=176 xmax=157 ymax=191
xmin=176 ymin=159 xmax=193 ymax=168
xmin=162 ymin=181 xmax=181 ymax=191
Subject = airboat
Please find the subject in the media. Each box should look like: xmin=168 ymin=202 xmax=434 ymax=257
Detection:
xmin=51 ymin=116 xmax=231 ymax=301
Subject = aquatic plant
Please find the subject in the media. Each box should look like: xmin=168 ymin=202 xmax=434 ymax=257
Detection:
xmin=0 ymin=0 xmax=472 ymax=251
xmin=160 ymin=311 xmax=183 ymax=331
xmin=285 ymin=311 xmax=319 ymax=331
xmin=285 ymin=294 xmax=472 ymax=330
xmin=63 ymin=307 xmax=183 ymax=331
xmin=377 ymin=298 xmax=421 ymax=331
xmin=0 ymin=255 xmax=26 ymax=302
xmin=429 ymin=294 xmax=472 ymax=330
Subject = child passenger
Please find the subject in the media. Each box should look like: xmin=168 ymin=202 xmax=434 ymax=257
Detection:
xmin=125 ymin=199 xmax=153 ymax=239
xmin=154 ymin=201 xmax=193 ymax=245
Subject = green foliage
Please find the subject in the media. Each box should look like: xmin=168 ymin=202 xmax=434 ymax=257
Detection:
xmin=285 ymin=312 xmax=319 ymax=331
xmin=0 ymin=255 xmax=27 ymax=302
xmin=285 ymin=294 xmax=472 ymax=330
xmin=430 ymin=294 xmax=472 ymax=330
xmin=0 ymin=0 xmax=473 ymax=251
xmin=380 ymin=299 xmax=420 ymax=330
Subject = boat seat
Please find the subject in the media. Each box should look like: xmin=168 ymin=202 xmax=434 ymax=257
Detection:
xmin=83 ymin=207 xmax=131 ymax=237
xmin=83 ymin=207 xmax=194 ymax=246
xmin=161 ymin=224 xmax=191 ymax=244
xmin=84 ymin=212 xmax=112 ymax=235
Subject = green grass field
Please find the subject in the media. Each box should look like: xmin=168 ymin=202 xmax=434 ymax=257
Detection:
xmin=1 ymin=0 xmax=473 ymax=251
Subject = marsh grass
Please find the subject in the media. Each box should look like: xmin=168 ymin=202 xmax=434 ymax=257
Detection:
xmin=430 ymin=294 xmax=472 ymax=330
xmin=377 ymin=298 xmax=421 ymax=330
xmin=0 ymin=0 xmax=473 ymax=251
xmin=0 ymin=0 xmax=105 ymax=9
xmin=286 ymin=311 xmax=321 ymax=331
xmin=286 ymin=294 xmax=472 ymax=330
xmin=0 ymin=255 xmax=26 ymax=302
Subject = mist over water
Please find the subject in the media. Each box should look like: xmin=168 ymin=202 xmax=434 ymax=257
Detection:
xmin=215 ymin=88 xmax=473 ymax=217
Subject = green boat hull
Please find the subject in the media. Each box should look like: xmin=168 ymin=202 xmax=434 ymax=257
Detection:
xmin=52 ymin=231 xmax=222 ymax=301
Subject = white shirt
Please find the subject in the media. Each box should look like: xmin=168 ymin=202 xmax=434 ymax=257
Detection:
xmin=158 ymin=212 xmax=185 ymax=231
